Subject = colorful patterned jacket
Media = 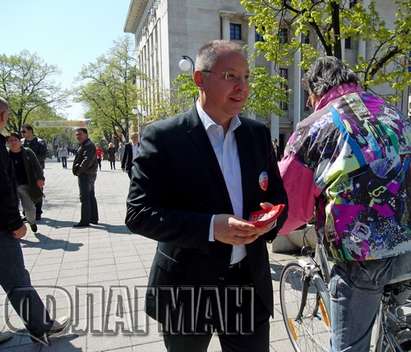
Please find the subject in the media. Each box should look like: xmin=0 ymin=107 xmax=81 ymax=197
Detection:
xmin=278 ymin=83 xmax=411 ymax=262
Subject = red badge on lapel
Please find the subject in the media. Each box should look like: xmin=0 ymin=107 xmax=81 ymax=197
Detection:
xmin=259 ymin=171 xmax=268 ymax=191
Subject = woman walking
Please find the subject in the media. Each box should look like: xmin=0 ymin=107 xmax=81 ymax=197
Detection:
xmin=7 ymin=133 xmax=44 ymax=233
xmin=107 ymin=143 xmax=116 ymax=170
xmin=57 ymin=145 xmax=68 ymax=168
xmin=96 ymin=144 xmax=104 ymax=171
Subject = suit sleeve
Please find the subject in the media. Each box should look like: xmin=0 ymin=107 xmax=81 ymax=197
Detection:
xmin=262 ymin=127 xmax=288 ymax=242
xmin=121 ymin=145 xmax=129 ymax=169
xmin=125 ymin=125 xmax=212 ymax=251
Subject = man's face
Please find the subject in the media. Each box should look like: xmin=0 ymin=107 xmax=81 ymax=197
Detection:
xmin=21 ymin=128 xmax=33 ymax=139
xmin=199 ymin=51 xmax=250 ymax=120
xmin=131 ymin=136 xmax=139 ymax=144
xmin=0 ymin=108 xmax=9 ymax=129
xmin=75 ymin=130 xmax=87 ymax=144
xmin=7 ymin=135 xmax=21 ymax=152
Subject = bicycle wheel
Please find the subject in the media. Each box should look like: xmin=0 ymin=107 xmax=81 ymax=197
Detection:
xmin=280 ymin=262 xmax=331 ymax=352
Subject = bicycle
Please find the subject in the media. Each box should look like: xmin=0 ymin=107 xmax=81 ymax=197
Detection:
xmin=279 ymin=226 xmax=411 ymax=352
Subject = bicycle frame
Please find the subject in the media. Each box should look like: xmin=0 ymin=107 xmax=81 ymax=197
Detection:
xmin=293 ymin=227 xmax=411 ymax=352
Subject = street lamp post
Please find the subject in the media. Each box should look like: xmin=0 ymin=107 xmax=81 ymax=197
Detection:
xmin=178 ymin=55 xmax=196 ymax=103
xmin=178 ymin=55 xmax=195 ymax=73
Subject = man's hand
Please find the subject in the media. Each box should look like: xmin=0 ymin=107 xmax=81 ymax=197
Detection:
xmin=13 ymin=224 xmax=27 ymax=239
xmin=36 ymin=179 xmax=45 ymax=188
xmin=214 ymin=214 xmax=259 ymax=245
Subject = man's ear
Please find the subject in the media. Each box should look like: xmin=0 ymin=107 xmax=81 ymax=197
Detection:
xmin=193 ymin=70 xmax=204 ymax=89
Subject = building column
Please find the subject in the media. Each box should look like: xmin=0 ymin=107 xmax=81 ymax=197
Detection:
xmin=269 ymin=62 xmax=280 ymax=139
xmin=221 ymin=14 xmax=231 ymax=40
xmin=247 ymin=25 xmax=255 ymax=60
xmin=293 ymin=36 xmax=302 ymax=130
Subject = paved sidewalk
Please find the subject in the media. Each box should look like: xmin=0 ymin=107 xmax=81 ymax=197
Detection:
xmin=0 ymin=159 xmax=297 ymax=352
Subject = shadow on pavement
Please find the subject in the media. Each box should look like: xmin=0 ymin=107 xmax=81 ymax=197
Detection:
xmin=90 ymin=223 xmax=131 ymax=235
xmin=20 ymin=233 xmax=83 ymax=252
xmin=39 ymin=217 xmax=75 ymax=229
xmin=0 ymin=332 xmax=82 ymax=352
xmin=270 ymin=263 xmax=285 ymax=281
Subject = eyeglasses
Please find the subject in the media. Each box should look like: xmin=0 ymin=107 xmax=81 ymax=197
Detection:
xmin=202 ymin=70 xmax=250 ymax=84
xmin=21 ymin=130 xmax=27 ymax=134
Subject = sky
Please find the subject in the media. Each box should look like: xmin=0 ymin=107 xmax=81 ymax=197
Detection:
xmin=0 ymin=0 xmax=132 ymax=119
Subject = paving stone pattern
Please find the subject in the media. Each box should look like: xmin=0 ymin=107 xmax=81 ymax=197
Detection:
xmin=0 ymin=159 xmax=298 ymax=352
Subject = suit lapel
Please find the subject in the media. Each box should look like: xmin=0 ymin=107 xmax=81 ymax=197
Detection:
xmin=235 ymin=121 xmax=256 ymax=218
xmin=185 ymin=108 xmax=233 ymax=213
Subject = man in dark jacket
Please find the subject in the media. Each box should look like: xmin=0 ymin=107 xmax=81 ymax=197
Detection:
xmin=8 ymin=132 xmax=44 ymax=233
xmin=21 ymin=123 xmax=47 ymax=220
xmin=72 ymin=128 xmax=98 ymax=227
xmin=0 ymin=97 xmax=70 ymax=345
xmin=126 ymin=41 xmax=288 ymax=352
xmin=121 ymin=132 xmax=139 ymax=178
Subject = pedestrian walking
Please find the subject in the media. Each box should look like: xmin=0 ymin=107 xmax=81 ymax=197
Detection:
xmin=96 ymin=144 xmax=104 ymax=171
xmin=72 ymin=128 xmax=98 ymax=227
xmin=0 ymin=97 xmax=70 ymax=346
xmin=121 ymin=133 xmax=139 ymax=178
xmin=107 ymin=142 xmax=116 ymax=170
xmin=117 ymin=142 xmax=125 ymax=162
xmin=21 ymin=124 xmax=47 ymax=220
xmin=57 ymin=145 xmax=68 ymax=168
xmin=7 ymin=133 xmax=44 ymax=233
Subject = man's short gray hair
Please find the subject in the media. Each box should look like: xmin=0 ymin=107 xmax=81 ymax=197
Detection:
xmin=195 ymin=40 xmax=246 ymax=71
xmin=304 ymin=56 xmax=359 ymax=97
xmin=0 ymin=97 xmax=9 ymax=112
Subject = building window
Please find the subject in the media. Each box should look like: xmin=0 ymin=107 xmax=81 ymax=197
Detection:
xmin=302 ymin=32 xmax=310 ymax=44
xmin=230 ymin=23 xmax=242 ymax=40
xmin=255 ymin=31 xmax=264 ymax=42
xmin=345 ymin=37 xmax=352 ymax=49
xmin=279 ymin=68 xmax=288 ymax=111
xmin=278 ymin=28 xmax=288 ymax=44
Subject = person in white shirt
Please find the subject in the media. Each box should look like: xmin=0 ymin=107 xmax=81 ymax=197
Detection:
xmin=125 ymin=40 xmax=288 ymax=352
xmin=121 ymin=133 xmax=139 ymax=178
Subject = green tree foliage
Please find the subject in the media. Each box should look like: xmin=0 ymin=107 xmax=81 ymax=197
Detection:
xmin=241 ymin=0 xmax=411 ymax=103
xmin=76 ymin=37 xmax=141 ymax=142
xmin=148 ymin=73 xmax=197 ymax=121
xmin=0 ymin=50 xmax=67 ymax=132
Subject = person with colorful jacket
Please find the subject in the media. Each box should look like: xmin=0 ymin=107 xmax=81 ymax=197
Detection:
xmin=278 ymin=56 xmax=411 ymax=352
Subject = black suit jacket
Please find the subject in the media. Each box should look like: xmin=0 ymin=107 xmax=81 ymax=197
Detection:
xmin=126 ymin=107 xmax=288 ymax=330
xmin=121 ymin=143 xmax=135 ymax=172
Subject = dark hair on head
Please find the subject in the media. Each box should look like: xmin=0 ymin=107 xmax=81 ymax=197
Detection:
xmin=21 ymin=123 xmax=33 ymax=132
xmin=304 ymin=56 xmax=359 ymax=97
xmin=75 ymin=128 xmax=88 ymax=135
xmin=8 ymin=132 xmax=21 ymax=140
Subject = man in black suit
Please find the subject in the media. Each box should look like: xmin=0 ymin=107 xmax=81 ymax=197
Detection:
xmin=126 ymin=40 xmax=288 ymax=352
xmin=121 ymin=132 xmax=139 ymax=178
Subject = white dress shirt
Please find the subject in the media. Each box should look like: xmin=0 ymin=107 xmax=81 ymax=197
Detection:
xmin=196 ymin=101 xmax=246 ymax=264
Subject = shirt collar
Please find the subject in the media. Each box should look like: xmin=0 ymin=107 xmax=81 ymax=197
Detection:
xmin=196 ymin=101 xmax=241 ymax=133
